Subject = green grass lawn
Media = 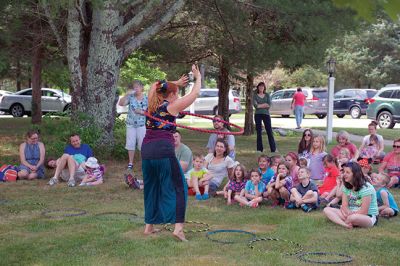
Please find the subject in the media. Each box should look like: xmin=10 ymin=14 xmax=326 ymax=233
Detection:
xmin=0 ymin=118 xmax=399 ymax=265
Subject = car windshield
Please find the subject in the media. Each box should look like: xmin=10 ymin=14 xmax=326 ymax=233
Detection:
xmin=312 ymin=90 xmax=328 ymax=99
xmin=366 ymin=90 xmax=377 ymax=98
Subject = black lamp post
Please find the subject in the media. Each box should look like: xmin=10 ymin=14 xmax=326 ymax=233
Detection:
xmin=327 ymin=57 xmax=336 ymax=78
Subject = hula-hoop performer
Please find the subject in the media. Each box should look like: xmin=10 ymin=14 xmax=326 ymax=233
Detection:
xmin=141 ymin=64 xmax=201 ymax=241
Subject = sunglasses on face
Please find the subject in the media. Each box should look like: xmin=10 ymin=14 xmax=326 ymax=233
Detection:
xmin=393 ymin=145 xmax=400 ymax=148
xmin=304 ymin=133 xmax=311 ymax=136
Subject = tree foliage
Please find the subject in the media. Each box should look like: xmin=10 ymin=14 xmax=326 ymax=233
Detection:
xmin=327 ymin=18 xmax=400 ymax=88
xmin=120 ymin=50 xmax=166 ymax=87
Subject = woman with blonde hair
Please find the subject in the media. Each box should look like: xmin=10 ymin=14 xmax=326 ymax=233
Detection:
xmin=141 ymin=65 xmax=201 ymax=242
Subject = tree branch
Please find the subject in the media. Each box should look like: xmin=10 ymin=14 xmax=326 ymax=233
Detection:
xmin=75 ymin=0 xmax=89 ymax=27
xmin=115 ymin=0 xmax=163 ymax=42
xmin=121 ymin=0 xmax=185 ymax=60
xmin=41 ymin=0 xmax=67 ymax=56
xmin=214 ymin=0 xmax=236 ymax=51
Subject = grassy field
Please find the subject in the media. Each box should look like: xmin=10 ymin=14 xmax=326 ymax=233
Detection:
xmin=0 ymin=118 xmax=399 ymax=266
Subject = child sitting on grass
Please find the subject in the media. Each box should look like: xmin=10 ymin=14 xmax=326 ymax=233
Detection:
xmin=298 ymin=157 xmax=309 ymax=168
xmin=234 ymin=169 xmax=265 ymax=208
xmin=258 ymin=155 xmax=274 ymax=185
xmin=287 ymin=167 xmax=319 ymax=212
xmin=226 ymin=164 xmax=247 ymax=205
xmin=79 ymin=157 xmax=104 ymax=186
xmin=374 ymin=173 xmax=399 ymax=217
xmin=319 ymin=154 xmax=340 ymax=203
xmin=187 ymin=154 xmax=210 ymax=200
xmin=337 ymin=147 xmax=351 ymax=166
xmin=264 ymin=162 xmax=293 ymax=208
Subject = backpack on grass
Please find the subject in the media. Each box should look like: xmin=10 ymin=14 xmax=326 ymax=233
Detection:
xmin=0 ymin=165 xmax=18 ymax=182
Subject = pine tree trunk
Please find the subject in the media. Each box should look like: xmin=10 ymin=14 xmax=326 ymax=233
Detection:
xmin=217 ymin=56 xmax=230 ymax=124
xmin=244 ymin=74 xmax=254 ymax=135
xmin=31 ymin=37 xmax=43 ymax=124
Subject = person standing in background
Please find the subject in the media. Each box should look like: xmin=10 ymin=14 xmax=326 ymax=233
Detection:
xmin=291 ymin=87 xmax=307 ymax=129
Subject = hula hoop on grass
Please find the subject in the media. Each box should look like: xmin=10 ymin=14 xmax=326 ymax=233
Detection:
xmin=94 ymin=212 xmax=138 ymax=221
xmin=248 ymin=237 xmax=303 ymax=256
xmin=297 ymin=252 xmax=353 ymax=264
xmin=164 ymin=220 xmax=210 ymax=233
xmin=41 ymin=208 xmax=87 ymax=218
xmin=206 ymin=229 xmax=256 ymax=244
xmin=143 ymin=111 xmax=244 ymax=136
xmin=0 ymin=199 xmax=9 ymax=205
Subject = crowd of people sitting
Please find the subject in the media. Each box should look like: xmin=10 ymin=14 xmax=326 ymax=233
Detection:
xmin=181 ymin=120 xmax=399 ymax=229
xmin=3 ymin=115 xmax=399 ymax=229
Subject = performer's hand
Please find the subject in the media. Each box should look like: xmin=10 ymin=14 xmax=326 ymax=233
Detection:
xmin=175 ymin=75 xmax=189 ymax=87
xmin=192 ymin=64 xmax=201 ymax=80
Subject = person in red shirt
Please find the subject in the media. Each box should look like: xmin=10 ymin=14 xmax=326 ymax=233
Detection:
xmin=319 ymin=154 xmax=340 ymax=201
xmin=291 ymin=87 xmax=307 ymax=129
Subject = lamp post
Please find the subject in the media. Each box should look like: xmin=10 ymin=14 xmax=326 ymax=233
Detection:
xmin=326 ymin=58 xmax=336 ymax=143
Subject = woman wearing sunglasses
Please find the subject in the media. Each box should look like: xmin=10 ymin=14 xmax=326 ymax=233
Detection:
xmin=297 ymin=129 xmax=313 ymax=160
xmin=378 ymin=138 xmax=400 ymax=188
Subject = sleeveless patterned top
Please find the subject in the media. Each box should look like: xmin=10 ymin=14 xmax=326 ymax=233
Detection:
xmin=146 ymin=100 xmax=176 ymax=131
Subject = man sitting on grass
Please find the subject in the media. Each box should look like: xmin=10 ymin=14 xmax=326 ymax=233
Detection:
xmin=47 ymin=133 xmax=93 ymax=187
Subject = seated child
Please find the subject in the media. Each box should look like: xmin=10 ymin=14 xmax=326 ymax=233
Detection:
xmin=264 ymin=162 xmax=293 ymax=207
xmin=337 ymin=147 xmax=351 ymax=166
xmin=187 ymin=154 xmax=210 ymax=200
xmin=358 ymin=158 xmax=373 ymax=183
xmin=287 ymin=167 xmax=319 ymax=212
xmin=79 ymin=157 xmax=104 ymax=186
xmin=374 ymin=173 xmax=399 ymax=217
xmin=298 ymin=157 xmax=309 ymax=168
xmin=234 ymin=169 xmax=265 ymax=208
xmin=359 ymin=134 xmax=379 ymax=162
xmin=270 ymin=155 xmax=284 ymax=174
xmin=319 ymin=154 xmax=340 ymax=202
xmin=258 ymin=155 xmax=274 ymax=185
xmin=226 ymin=165 xmax=247 ymax=205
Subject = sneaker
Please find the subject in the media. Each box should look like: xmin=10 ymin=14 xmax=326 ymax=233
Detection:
xmin=202 ymin=193 xmax=209 ymax=200
xmin=286 ymin=202 xmax=297 ymax=209
xmin=283 ymin=201 xmax=290 ymax=209
xmin=301 ymin=204 xmax=315 ymax=213
xmin=48 ymin=177 xmax=58 ymax=186
xmin=127 ymin=163 xmax=133 ymax=170
xmin=195 ymin=194 xmax=202 ymax=200
xmin=79 ymin=182 xmax=87 ymax=187
xmin=68 ymin=179 xmax=76 ymax=187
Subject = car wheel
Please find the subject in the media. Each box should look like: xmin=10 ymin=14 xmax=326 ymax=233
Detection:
xmin=377 ymin=111 xmax=395 ymax=129
xmin=10 ymin=103 xmax=24 ymax=117
xmin=281 ymin=115 xmax=290 ymax=118
xmin=316 ymin=114 xmax=326 ymax=119
xmin=213 ymin=106 xmax=218 ymax=115
xmin=350 ymin=106 xmax=361 ymax=119
xmin=336 ymin=114 xmax=345 ymax=118
xmin=63 ymin=104 xmax=71 ymax=114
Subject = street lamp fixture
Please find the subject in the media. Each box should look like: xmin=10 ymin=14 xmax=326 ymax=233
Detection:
xmin=326 ymin=58 xmax=336 ymax=77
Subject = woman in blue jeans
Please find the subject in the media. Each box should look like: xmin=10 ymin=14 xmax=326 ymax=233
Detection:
xmin=253 ymin=82 xmax=276 ymax=153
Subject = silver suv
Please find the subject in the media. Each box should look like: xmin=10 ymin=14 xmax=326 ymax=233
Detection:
xmin=269 ymin=87 xmax=328 ymax=119
xmin=0 ymin=88 xmax=71 ymax=117
xmin=183 ymin=88 xmax=241 ymax=115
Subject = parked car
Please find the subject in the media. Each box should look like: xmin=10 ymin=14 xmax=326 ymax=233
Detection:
xmin=333 ymin=88 xmax=377 ymax=119
xmin=366 ymin=86 xmax=400 ymax=129
xmin=269 ymin=87 xmax=328 ymax=119
xmin=116 ymin=88 xmax=242 ymax=116
xmin=0 ymin=90 xmax=13 ymax=115
xmin=0 ymin=88 xmax=71 ymax=117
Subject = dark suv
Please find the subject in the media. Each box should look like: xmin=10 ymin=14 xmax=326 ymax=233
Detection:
xmin=334 ymin=89 xmax=377 ymax=119
xmin=366 ymin=86 xmax=400 ymax=129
